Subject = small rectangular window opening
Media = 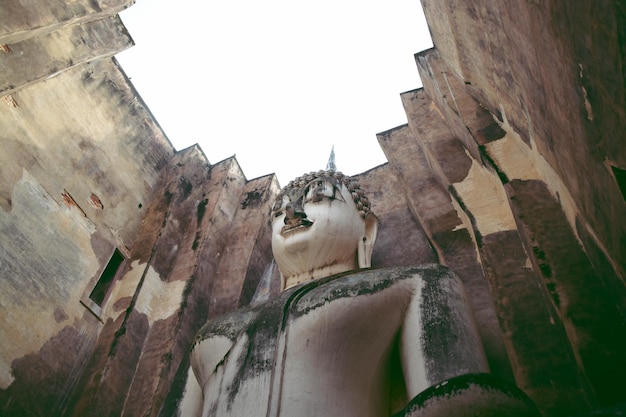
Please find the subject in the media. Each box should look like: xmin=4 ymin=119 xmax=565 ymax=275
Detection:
xmin=611 ymin=165 xmax=626 ymax=202
xmin=89 ymin=249 xmax=125 ymax=307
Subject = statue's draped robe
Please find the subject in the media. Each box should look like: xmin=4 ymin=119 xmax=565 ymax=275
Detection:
xmin=190 ymin=265 xmax=488 ymax=417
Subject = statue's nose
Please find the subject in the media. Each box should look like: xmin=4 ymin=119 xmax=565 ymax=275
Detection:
xmin=284 ymin=201 xmax=307 ymax=224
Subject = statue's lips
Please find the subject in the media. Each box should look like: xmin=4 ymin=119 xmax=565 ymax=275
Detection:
xmin=281 ymin=218 xmax=313 ymax=234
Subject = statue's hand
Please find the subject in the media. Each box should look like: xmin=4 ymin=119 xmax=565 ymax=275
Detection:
xmin=396 ymin=373 xmax=541 ymax=417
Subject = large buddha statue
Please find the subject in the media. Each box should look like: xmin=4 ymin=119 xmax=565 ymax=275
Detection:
xmin=179 ymin=170 xmax=539 ymax=417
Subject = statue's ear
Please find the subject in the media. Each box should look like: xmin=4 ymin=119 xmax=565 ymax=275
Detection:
xmin=358 ymin=212 xmax=378 ymax=268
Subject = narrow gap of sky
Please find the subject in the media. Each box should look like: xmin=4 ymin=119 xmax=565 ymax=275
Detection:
xmin=117 ymin=0 xmax=433 ymax=185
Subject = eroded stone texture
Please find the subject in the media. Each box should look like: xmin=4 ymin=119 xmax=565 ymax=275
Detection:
xmin=0 ymin=20 xmax=172 ymax=415
xmin=509 ymin=179 xmax=626 ymax=407
xmin=410 ymin=26 xmax=625 ymax=412
xmin=0 ymin=316 xmax=100 ymax=417
xmin=377 ymin=120 xmax=512 ymax=382
xmin=67 ymin=310 xmax=150 ymax=417
xmin=481 ymin=230 xmax=589 ymax=415
xmin=421 ymin=0 xmax=625 ymax=281
xmin=1 ymin=0 xmax=625 ymax=416
xmin=207 ymin=175 xmax=280 ymax=318
xmin=0 ymin=15 xmax=132 ymax=96
xmin=68 ymin=150 xmax=279 ymax=417
xmin=406 ymin=54 xmax=596 ymax=414
xmin=0 ymin=0 xmax=134 ymax=45
xmin=137 ymin=174 xmax=277 ymax=417
xmin=354 ymin=163 xmax=437 ymax=269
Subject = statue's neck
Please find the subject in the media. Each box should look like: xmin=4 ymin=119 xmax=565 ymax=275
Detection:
xmin=283 ymin=262 xmax=357 ymax=290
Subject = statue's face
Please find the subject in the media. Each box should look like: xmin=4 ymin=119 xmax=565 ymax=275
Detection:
xmin=271 ymin=177 xmax=366 ymax=287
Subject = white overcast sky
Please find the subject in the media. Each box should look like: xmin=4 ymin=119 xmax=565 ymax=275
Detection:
xmin=117 ymin=0 xmax=432 ymax=185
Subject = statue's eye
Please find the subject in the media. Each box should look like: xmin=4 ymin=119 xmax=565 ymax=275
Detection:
xmin=311 ymin=189 xmax=326 ymax=202
xmin=305 ymin=181 xmax=334 ymax=202
xmin=272 ymin=195 xmax=288 ymax=217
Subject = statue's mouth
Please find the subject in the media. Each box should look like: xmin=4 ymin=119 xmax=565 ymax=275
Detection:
xmin=281 ymin=218 xmax=313 ymax=234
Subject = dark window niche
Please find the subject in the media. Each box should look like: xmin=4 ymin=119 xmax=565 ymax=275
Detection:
xmin=89 ymin=249 xmax=125 ymax=307
xmin=611 ymin=165 xmax=626 ymax=202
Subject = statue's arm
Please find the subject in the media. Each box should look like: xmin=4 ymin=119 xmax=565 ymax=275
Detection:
xmin=399 ymin=276 xmax=432 ymax=399
xmin=190 ymin=334 xmax=235 ymax=385
xmin=176 ymin=365 xmax=204 ymax=417
xmin=396 ymin=267 xmax=541 ymax=416
xmin=177 ymin=335 xmax=235 ymax=417
xmin=181 ymin=308 xmax=257 ymax=416
xmin=398 ymin=266 xmax=489 ymax=398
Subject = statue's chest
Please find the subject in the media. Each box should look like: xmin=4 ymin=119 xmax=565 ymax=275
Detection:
xmin=239 ymin=280 xmax=409 ymax=366
xmin=219 ymin=284 xmax=409 ymax=416
xmin=204 ymin=271 xmax=425 ymax=416
xmin=280 ymin=287 xmax=407 ymax=374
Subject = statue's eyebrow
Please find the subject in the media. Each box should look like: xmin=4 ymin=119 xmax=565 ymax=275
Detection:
xmin=271 ymin=175 xmax=352 ymax=217
xmin=303 ymin=180 xmax=346 ymax=203
xmin=271 ymin=195 xmax=288 ymax=215
xmin=305 ymin=179 xmax=330 ymax=192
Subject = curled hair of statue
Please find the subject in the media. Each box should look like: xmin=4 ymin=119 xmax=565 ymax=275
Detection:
xmin=272 ymin=170 xmax=372 ymax=218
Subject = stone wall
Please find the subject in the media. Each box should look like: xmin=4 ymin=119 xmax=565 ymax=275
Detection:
xmin=420 ymin=0 xmax=625 ymax=276
xmin=0 ymin=0 xmax=624 ymax=416
xmin=0 ymin=55 xmax=171 ymax=413
xmin=415 ymin=1 xmax=625 ymax=413
xmin=66 ymin=149 xmax=280 ymax=417
xmin=0 ymin=1 xmax=173 ymax=415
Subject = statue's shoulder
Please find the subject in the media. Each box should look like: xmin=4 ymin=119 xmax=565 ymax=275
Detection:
xmin=197 ymin=307 xmax=256 ymax=340
xmin=192 ymin=308 xmax=255 ymax=347
xmin=320 ymin=263 xmax=454 ymax=293
xmin=192 ymin=289 xmax=296 ymax=347
xmin=289 ymin=264 xmax=455 ymax=313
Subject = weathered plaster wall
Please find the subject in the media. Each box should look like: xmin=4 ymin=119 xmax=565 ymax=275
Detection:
xmin=356 ymin=163 xmax=437 ymax=269
xmin=0 ymin=3 xmax=173 ymax=414
xmin=398 ymin=84 xmax=591 ymax=415
xmin=1 ymin=0 xmax=625 ymax=416
xmin=0 ymin=55 xmax=173 ymax=413
xmin=420 ymin=0 xmax=625 ymax=278
xmin=407 ymin=1 xmax=626 ymax=409
xmin=0 ymin=0 xmax=134 ymax=45
xmin=376 ymin=121 xmax=513 ymax=385
xmin=67 ymin=148 xmax=281 ymax=417
xmin=0 ymin=15 xmax=132 ymax=97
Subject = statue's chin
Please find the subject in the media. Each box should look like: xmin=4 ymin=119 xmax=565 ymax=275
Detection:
xmin=274 ymin=233 xmax=311 ymax=256
xmin=281 ymin=261 xmax=360 ymax=289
